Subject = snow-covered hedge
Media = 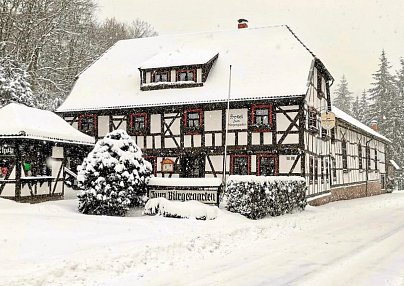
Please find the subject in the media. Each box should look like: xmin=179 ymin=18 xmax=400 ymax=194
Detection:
xmin=77 ymin=130 xmax=152 ymax=216
xmin=144 ymin=198 xmax=218 ymax=220
xmin=224 ymin=175 xmax=307 ymax=219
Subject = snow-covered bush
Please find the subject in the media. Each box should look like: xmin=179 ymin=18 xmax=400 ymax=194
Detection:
xmin=77 ymin=129 xmax=152 ymax=216
xmin=144 ymin=198 xmax=218 ymax=220
xmin=224 ymin=176 xmax=307 ymax=219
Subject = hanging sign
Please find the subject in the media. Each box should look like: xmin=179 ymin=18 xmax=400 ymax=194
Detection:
xmin=228 ymin=109 xmax=248 ymax=130
xmin=0 ymin=145 xmax=14 ymax=156
xmin=321 ymin=112 xmax=336 ymax=130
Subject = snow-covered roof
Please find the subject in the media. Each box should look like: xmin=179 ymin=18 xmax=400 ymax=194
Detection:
xmin=332 ymin=106 xmax=390 ymax=143
xmin=0 ymin=103 xmax=95 ymax=145
xmin=139 ymin=49 xmax=218 ymax=69
xmin=389 ymin=160 xmax=400 ymax=170
xmin=57 ymin=25 xmax=317 ymax=112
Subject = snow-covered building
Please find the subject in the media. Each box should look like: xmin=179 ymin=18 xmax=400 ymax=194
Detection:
xmin=56 ymin=23 xmax=389 ymax=202
xmin=0 ymin=103 xmax=94 ymax=202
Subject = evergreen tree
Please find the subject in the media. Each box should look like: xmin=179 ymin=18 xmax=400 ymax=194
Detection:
xmin=357 ymin=90 xmax=369 ymax=124
xmin=333 ymin=75 xmax=353 ymax=115
xmin=368 ymin=50 xmax=402 ymax=166
xmin=0 ymin=57 xmax=35 ymax=108
xmin=351 ymin=95 xmax=360 ymax=120
xmin=77 ymin=130 xmax=152 ymax=216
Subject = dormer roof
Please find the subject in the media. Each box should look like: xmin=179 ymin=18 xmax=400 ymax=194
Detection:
xmin=139 ymin=49 xmax=218 ymax=70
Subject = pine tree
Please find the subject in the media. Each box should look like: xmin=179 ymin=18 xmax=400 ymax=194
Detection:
xmin=0 ymin=57 xmax=35 ymax=108
xmin=333 ymin=75 xmax=353 ymax=115
xmin=351 ymin=96 xmax=360 ymax=120
xmin=368 ymin=50 xmax=402 ymax=167
xmin=368 ymin=50 xmax=397 ymax=127
xmin=357 ymin=90 xmax=369 ymax=124
xmin=77 ymin=130 xmax=152 ymax=216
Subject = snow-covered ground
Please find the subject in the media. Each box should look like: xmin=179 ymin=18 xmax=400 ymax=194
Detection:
xmin=1 ymin=191 xmax=404 ymax=286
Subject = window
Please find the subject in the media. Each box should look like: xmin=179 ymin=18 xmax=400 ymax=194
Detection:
xmin=257 ymin=155 xmax=277 ymax=176
xmin=308 ymin=108 xmax=318 ymax=132
xmin=321 ymin=157 xmax=325 ymax=184
xmin=331 ymin=128 xmax=336 ymax=142
xmin=331 ymin=157 xmax=337 ymax=184
xmin=358 ymin=144 xmax=363 ymax=169
xmin=153 ymin=70 xmax=170 ymax=83
xmin=366 ymin=145 xmax=371 ymax=170
xmin=184 ymin=109 xmax=203 ymax=133
xmin=231 ymin=155 xmax=250 ymax=175
xmin=128 ymin=113 xmax=148 ymax=135
xmin=79 ymin=114 xmax=97 ymax=136
xmin=181 ymin=155 xmax=205 ymax=178
xmin=177 ymin=69 xmax=196 ymax=82
xmin=321 ymin=128 xmax=328 ymax=140
xmin=309 ymin=156 xmax=314 ymax=184
xmin=317 ymin=72 xmax=323 ymax=97
xmin=251 ymin=105 xmax=272 ymax=130
xmin=314 ymin=157 xmax=318 ymax=184
xmin=342 ymin=140 xmax=348 ymax=170
xmin=375 ymin=149 xmax=378 ymax=170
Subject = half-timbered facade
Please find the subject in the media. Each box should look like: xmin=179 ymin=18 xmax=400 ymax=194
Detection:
xmin=56 ymin=24 xmax=389 ymax=202
xmin=0 ymin=103 xmax=94 ymax=202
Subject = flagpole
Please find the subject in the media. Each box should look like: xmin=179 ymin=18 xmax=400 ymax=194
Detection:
xmin=223 ymin=65 xmax=232 ymax=188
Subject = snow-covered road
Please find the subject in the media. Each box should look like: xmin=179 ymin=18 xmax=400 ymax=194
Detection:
xmin=1 ymin=192 xmax=403 ymax=286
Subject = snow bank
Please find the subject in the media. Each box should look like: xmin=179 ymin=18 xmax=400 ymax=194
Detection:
xmin=144 ymin=197 xmax=218 ymax=220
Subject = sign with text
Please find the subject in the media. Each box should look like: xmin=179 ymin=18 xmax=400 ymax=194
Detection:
xmin=228 ymin=109 xmax=248 ymax=130
xmin=321 ymin=111 xmax=336 ymax=130
xmin=0 ymin=145 xmax=14 ymax=156
xmin=149 ymin=189 xmax=218 ymax=205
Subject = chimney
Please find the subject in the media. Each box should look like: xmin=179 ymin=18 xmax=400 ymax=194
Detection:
xmin=370 ymin=120 xmax=378 ymax=132
xmin=238 ymin=19 xmax=248 ymax=29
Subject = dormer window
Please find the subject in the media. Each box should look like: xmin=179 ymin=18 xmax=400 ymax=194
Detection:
xmin=177 ymin=69 xmax=196 ymax=82
xmin=153 ymin=70 xmax=170 ymax=83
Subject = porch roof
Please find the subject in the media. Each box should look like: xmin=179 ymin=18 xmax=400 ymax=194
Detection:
xmin=0 ymin=103 xmax=95 ymax=145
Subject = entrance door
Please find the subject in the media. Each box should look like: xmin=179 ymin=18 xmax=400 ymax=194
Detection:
xmin=181 ymin=155 xmax=205 ymax=178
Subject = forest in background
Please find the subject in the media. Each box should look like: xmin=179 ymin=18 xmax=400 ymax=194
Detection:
xmin=333 ymin=51 xmax=404 ymax=168
xmin=0 ymin=0 xmax=156 ymax=110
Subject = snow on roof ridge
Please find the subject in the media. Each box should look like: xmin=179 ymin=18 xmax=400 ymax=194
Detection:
xmin=332 ymin=106 xmax=390 ymax=143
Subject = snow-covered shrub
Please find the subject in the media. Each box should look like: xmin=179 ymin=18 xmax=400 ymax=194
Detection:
xmin=144 ymin=198 xmax=218 ymax=220
xmin=77 ymin=129 xmax=152 ymax=216
xmin=224 ymin=176 xmax=307 ymax=219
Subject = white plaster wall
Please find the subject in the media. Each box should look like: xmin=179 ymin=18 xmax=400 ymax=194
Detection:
xmin=146 ymin=136 xmax=153 ymax=149
xmin=227 ymin=133 xmax=236 ymax=145
xmin=209 ymin=155 xmax=223 ymax=172
xmin=146 ymin=72 xmax=151 ymax=83
xmin=215 ymin=133 xmax=222 ymax=146
xmin=194 ymin=135 xmax=202 ymax=147
xmin=151 ymin=114 xmax=161 ymax=133
xmin=154 ymin=136 xmax=161 ymax=148
xmin=238 ymin=132 xmax=247 ymax=145
xmin=98 ymin=116 xmax=109 ymax=137
xmin=205 ymin=134 xmax=212 ymax=146
xmin=184 ymin=135 xmax=191 ymax=148
xmin=252 ymin=133 xmax=260 ymax=145
xmin=277 ymin=133 xmax=299 ymax=144
xmin=204 ymin=110 xmax=222 ymax=131
xmin=197 ymin=68 xmax=202 ymax=82
xmin=277 ymin=112 xmax=298 ymax=131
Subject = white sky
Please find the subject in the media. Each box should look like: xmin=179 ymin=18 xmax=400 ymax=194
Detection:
xmin=95 ymin=0 xmax=404 ymax=97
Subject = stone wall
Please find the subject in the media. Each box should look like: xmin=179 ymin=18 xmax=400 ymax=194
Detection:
xmin=308 ymin=181 xmax=385 ymax=206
